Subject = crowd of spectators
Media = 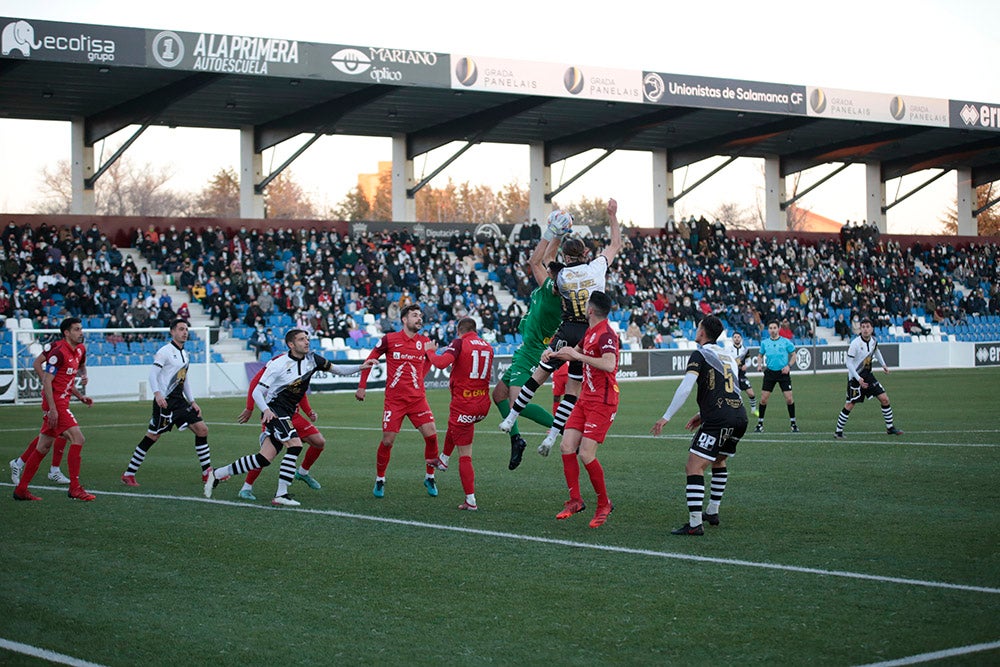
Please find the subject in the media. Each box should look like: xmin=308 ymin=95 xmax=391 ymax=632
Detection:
xmin=597 ymin=225 xmax=1000 ymax=347
xmin=3 ymin=218 xmax=999 ymax=355
xmin=0 ymin=220 xmax=184 ymax=337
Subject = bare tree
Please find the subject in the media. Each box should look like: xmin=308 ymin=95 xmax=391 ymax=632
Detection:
xmin=34 ymin=156 xmax=191 ymax=216
xmin=712 ymin=201 xmax=759 ymax=230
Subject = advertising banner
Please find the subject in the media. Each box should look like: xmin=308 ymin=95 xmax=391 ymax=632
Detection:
xmin=641 ymin=71 xmax=806 ymax=115
xmin=806 ymin=87 xmax=949 ymax=127
xmin=950 ymin=99 xmax=1000 ymax=132
xmin=974 ymin=342 xmax=1000 ymax=366
xmin=146 ymin=28 xmax=449 ymax=86
xmin=1 ymin=17 xmax=146 ymax=66
xmin=450 ymin=55 xmax=642 ymax=103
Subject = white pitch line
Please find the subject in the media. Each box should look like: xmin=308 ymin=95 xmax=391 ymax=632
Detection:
xmin=9 ymin=483 xmax=999 ymax=596
xmin=2 ymin=422 xmax=998 ymax=448
xmin=854 ymin=639 xmax=1000 ymax=666
xmin=0 ymin=638 xmax=108 ymax=667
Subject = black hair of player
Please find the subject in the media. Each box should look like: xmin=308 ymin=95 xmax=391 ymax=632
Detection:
xmin=285 ymin=328 xmax=307 ymax=346
xmin=60 ymin=317 xmax=82 ymax=334
xmin=170 ymin=318 xmax=190 ymax=331
xmin=588 ymin=291 xmax=613 ymax=318
xmin=701 ymin=315 xmax=724 ymax=343
xmin=401 ymin=304 xmax=423 ymax=319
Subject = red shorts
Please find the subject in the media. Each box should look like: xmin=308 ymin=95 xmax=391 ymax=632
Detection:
xmin=563 ymin=400 xmax=617 ymax=443
xmin=40 ymin=405 xmax=78 ymax=438
xmin=291 ymin=413 xmax=319 ymax=439
xmin=382 ymin=396 xmax=434 ymax=433
xmin=552 ymin=365 xmax=568 ymax=396
xmin=446 ymin=397 xmax=490 ymax=447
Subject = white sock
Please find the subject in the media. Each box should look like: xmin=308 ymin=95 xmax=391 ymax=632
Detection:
xmin=466 ymin=493 xmax=477 ymax=506
xmin=547 ymin=426 xmax=559 ymax=438
xmin=50 ymin=465 xmax=60 ymax=474
xmin=297 ymin=465 xmax=310 ymax=475
xmin=439 ymin=453 xmax=450 ymax=466
xmin=425 ymin=473 xmax=435 ymax=480
xmin=241 ymin=482 xmax=253 ymax=492
xmin=276 ymin=479 xmax=291 ymax=496
xmin=689 ymin=510 xmax=703 ymax=527
xmin=375 ymin=476 xmax=385 ymax=482
xmin=707 ymin=500 xmax=720 ymax=514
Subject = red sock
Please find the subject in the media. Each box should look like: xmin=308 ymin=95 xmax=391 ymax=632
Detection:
xmin=423 ymin=434 xmax=439 ymax=474
xmin=245 ymin=468 xmax=262 ymax=485
xmin=16 ymin=447 xmax=45 ymax=494
xmin=51 ymin=437 xmax=67 ymax=467
xmin=376 ymin=442 xmax=392 ymax=477
xmin=442 ymin=431 xmax=456 ymax=457
xmin=19 ymin=436 xmax=40 ymax=463
xmin=561 ymin=453 xmax=581 ymax=502
xmin=458 ymin=455 xmax=475 ymax=495
xmin=68 ymin=444 xmax=83 ymax=487
xmin=302 ymin=445 xmax=322 ymax=471
xmin=584 ymin=458 xmax=609 ymax=507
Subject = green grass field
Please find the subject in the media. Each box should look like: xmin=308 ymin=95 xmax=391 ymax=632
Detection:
xmin=2 ymin=368 xmax=999 ymax=666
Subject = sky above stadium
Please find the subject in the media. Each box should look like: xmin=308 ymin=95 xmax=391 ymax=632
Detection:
xmin=1 ymin=0 xmax=998 ymax=233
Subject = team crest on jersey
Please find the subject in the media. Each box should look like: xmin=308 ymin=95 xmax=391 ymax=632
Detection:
xmin=416 ymin=341 xmax=423 ymax=350
xmin=48 ymin=355 xmax=58 ymax=365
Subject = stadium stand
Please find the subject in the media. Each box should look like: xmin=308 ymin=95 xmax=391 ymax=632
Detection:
xmin=2 ymin=218 xmax=999 ymax=364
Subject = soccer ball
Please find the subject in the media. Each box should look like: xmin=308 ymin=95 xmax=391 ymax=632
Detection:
xmin=547 ymin=210 xmax=574 ymax=236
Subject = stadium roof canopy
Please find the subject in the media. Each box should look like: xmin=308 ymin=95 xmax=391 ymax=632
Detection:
xmin=2 ymin=16 xmax=999 ymax=226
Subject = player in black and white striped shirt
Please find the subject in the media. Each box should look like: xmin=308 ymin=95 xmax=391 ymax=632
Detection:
xmin=122 ymin=319 xmax=211 ymax=487
xmin=204 ymin=329 xmax=374 ymax=506
xmin=834 ymin=317 xmax=903 ymax=439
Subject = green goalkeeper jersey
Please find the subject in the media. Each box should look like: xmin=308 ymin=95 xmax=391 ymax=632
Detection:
xmin=519 ymin=278 xmax=562 ymax=347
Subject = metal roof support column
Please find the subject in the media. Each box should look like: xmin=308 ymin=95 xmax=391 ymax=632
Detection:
xmin=956 ymin=167 xmax=975 ymax=235
xmin=529 ymin=142 xmax=551 ymax=227
xmin=652 ymin=149 xmax=673 ymax=229
xmin=865 ymin=162 xmax=886 ymax=232
xmin=70 ymin=117 xmax=95 ymax=215
xmin=764 ymin=156 xmax=786 ymax=230
xmin=392 ymin=134 xmax=415 ymax=222
xmin=240 ymin=126 xmax=264 ymax=219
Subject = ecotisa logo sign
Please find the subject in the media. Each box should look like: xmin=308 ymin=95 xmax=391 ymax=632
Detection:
xmin=2 ymin=19 xmax=117 ymax=62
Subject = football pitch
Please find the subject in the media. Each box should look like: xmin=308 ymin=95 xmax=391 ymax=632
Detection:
xmin=2 ymin=367 xmax=999 ymax=666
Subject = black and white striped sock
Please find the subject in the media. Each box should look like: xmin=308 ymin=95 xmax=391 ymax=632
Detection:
xmin=510 ymin=377 xmax=540 ymax=415
xmin=686 ymin=474 xmax=704 ymax=527
xmin=881 ymin=404 xmax=894 ymax=430
xmin=836 ymin=408 xmax=851 ymax=434
xmin=194 ymin=436 xmax=211 ymax=471
xmin=551 ymin=395 xmax=577 ymax=431
xmin=276 ymin=446 xmax=302 ymax=497
xmin=125 ymin=436 xmax=155 ymax=475
xmin=707 ymin=467 xmax=728 ymax=514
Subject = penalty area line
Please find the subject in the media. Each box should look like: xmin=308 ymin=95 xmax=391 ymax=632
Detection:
xmin=855 ymin=639 xmax=1000 ymax=666
xmin=0 ymin=637 xmax=108 ymax=667
xmin=11 ymin=483 xmax=999 ymax=597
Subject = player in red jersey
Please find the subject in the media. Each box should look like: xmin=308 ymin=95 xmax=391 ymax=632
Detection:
xmin=13 ymin=318 xmax=96 ymax=502
xmin=10 ymin=360 xmax=92 ymax=487
xmin=425 ymin=317 xmax=494 ymax=510
xmin=356 ymin=304 xmax=441 ymax=499
xmin=236 ymin=360 xmax=328 ymax=500
xmin=545 ymin=292 xmax=619 ymax=528
xmin=551 ymin=364 xmax=568 ymax=415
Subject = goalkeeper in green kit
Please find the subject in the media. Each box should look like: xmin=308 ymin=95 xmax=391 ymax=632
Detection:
xmin=492 ymin=218 xmax=566 ymax=470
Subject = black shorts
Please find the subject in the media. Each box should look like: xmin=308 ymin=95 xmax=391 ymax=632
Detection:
xmin=148 ymin=402 xmax=204 ymax=435
xmin=738 ymin=372 xmax=752 ymax=392
xmin=689 ymin=419 xmax=748 ymax=462
xmin=260 ymin=415 xmax=299 ymax=447
xmin=846 ymin=377 xmax=886 ymax=404
xmin=761 ymin=369 xmax=792 ymax=393
xmin=539 ymin=321 xmax=588 ymax=381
